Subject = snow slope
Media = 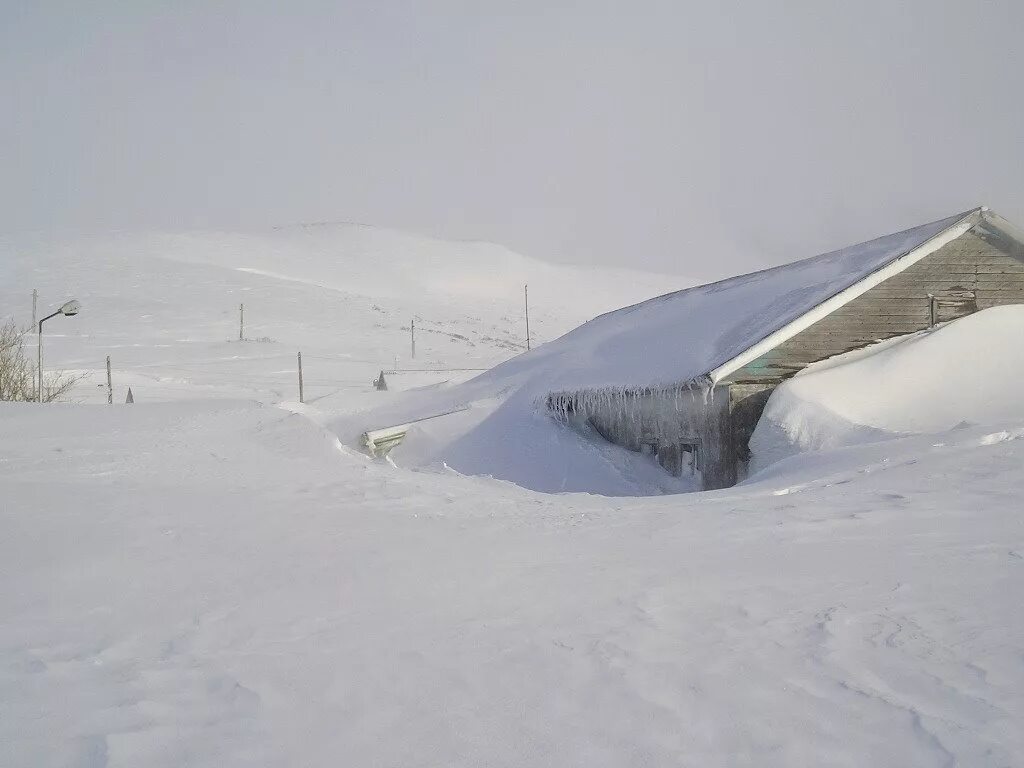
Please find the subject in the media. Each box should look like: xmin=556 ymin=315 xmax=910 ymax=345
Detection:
xmin=749 ymin=305 xmax=1024 ymax=472
xmin=2 ymin=399 xmax=1023 ymax=767
xmin=169 ymin=221 xmax=660 ymax=310
xmin=0 ymin=224 xmax=680 ymax=405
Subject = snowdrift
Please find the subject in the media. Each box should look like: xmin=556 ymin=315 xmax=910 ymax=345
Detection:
xmin=749 ymin=305 xmax=1024 ymax=473
xmin=379 ymin=391 xmax=700 ymax=496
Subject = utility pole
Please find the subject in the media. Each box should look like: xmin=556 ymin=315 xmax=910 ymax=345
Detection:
xmin=239 ymin=303 xmax=244 ymax=341
xmin=106 ymin=356 xmax=113 ymax=405
xmin=524 ymin=284 xmax=531 ymax=351
xmin=32 ymin=289 xmax=37 ymax=327
xmin=297 ymin=351 xmax=304 ymax=403
xmin=411 ymin=318 xmax=416 ymax=359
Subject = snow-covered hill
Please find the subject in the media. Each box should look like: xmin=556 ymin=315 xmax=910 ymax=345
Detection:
xmin=0 ymin=225 xmax=682 ymax=404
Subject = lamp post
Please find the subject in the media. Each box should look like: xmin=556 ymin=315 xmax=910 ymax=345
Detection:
xmin=37 ymin=299 xmax=80 ymax=403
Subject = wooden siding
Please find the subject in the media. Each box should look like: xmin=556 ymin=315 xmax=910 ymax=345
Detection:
xmin=727 ymin=228 xmax=1024 ymax=384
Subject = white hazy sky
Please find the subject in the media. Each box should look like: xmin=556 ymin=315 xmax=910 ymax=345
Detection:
xmin=2 ymin=1 xmax=1022 ymax=277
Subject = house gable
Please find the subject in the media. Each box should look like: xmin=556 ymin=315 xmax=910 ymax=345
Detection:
xmin=724 ymin=224 xmax=1024 ymax=384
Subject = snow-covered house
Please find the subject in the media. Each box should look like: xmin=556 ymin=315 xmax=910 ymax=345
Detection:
xmin=547 ymin=207 xmax=1024 ymax=490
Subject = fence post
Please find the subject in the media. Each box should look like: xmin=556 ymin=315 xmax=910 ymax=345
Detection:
xmin=106 ymin=355 xmax=113 ymax=405
xmin=524 ymin=284 xmax=531 ymax=351
xmin=297 ymin=351 xmax=304 ymax=403
xmin=411 ymin=318 xmax=416 ymax=359
xmin=239 ymin=303 xmax=244 ymax=341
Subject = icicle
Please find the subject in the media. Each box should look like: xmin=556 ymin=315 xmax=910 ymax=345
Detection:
xmin=690 ymin=373 xmax=714 ymax=406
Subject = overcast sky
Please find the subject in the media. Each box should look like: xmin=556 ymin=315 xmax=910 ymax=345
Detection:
xmin=3 ymin=1 xmax=1022 ymax=277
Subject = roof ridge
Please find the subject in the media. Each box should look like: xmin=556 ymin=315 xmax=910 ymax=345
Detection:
xmin=591 ymin=208 xmax=983 ymax=325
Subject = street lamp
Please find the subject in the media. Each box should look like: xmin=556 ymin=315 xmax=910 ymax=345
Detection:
xmin=37 ymin=299 xmax=81 ymax=403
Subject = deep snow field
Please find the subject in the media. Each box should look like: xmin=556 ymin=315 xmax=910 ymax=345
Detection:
xmin=2 ymin=226 xmax=1024 ymax=767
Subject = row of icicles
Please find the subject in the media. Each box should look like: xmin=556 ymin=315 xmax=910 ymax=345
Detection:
xmin=544 ymin=375 xmax=717 ymax=441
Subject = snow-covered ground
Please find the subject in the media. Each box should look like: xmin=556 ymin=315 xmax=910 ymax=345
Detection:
xmin=4 ymin=399 xmax=1023 ymax=766
xmin=2 ymin=227 xmax=1023 ymax=766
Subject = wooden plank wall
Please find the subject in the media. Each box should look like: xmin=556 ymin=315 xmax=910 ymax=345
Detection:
xmin=727 ymin=228 xmax=1024 ymax=384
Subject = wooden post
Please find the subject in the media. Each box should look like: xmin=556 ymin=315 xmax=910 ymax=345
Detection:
xmin=411 ymin=318 xmax=416 ymax=359
xmin=37 ymin=319 xmax=42 ymax=403
xmin=297 ymin=351 xmax=304 ymax=403
xmin=106 ymin=355 xmax=113 ymax=405
xmin=524 ymin=284 xmax=531 ymax=351
xmin=239 ymin=303 xmax=244 ymax=341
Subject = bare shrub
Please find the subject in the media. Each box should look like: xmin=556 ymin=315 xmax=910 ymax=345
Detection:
xmin=0 ymin=320 xmax=84 ymax=402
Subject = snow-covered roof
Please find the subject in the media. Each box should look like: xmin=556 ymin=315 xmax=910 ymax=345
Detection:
xmin=528 ymin=207 xmax=1002 ymax=394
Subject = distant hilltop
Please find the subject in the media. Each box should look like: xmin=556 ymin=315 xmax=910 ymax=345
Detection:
xmin=272 ymin=219 xmax=378 ymax=231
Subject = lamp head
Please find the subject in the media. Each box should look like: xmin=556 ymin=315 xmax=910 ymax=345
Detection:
xmin=59 ymin=299 xmax=81 ymax=316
